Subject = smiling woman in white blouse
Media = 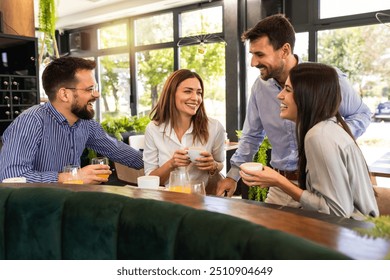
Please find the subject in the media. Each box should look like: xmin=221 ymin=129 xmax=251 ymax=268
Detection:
xmin=143 ymin=69 xmax=225 ymax=187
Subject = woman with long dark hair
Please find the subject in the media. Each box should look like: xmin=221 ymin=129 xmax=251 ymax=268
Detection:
xmin=143 ymin=69 xmax=225 ymax=187
xmin=240 ymin=63 xmax=379 ymax=219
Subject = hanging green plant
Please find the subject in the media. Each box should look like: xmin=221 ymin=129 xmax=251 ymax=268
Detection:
xmin=38 ymin=0 xmax=60 ymax=64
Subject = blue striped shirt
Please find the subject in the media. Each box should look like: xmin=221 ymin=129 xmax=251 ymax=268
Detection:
xmin=0 ymin=102 xmax=143 ymax=183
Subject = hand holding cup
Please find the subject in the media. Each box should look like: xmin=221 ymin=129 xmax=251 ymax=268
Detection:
xmin=240 ymin=162 xmax=263 ymax=175
xmin=187 ymin=147 xmax=206 ymax=162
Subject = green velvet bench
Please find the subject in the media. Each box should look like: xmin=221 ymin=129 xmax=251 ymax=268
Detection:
xmin=0 ymin=186 xmax=349 ymax=260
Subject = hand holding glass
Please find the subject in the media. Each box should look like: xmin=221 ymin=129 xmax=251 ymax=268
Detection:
xmin=91 ymin=157 xmax=110 ymax=179
xmin=63 ymin=165 xmax=83 ymax=184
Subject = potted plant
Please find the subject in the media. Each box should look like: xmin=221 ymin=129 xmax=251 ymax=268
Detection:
xmin=249 ymin=136 xmax=271 ymax=201
xmin=81 ymin=115 xmax=150 ymax=167
xmin=235 ymin=130 xmax=272 ymax=201
xmin=100 ymin=115 xmax=150 ymax=142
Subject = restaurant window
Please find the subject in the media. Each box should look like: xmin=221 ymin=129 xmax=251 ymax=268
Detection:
xmin=295 ymin=32 xmax=309 ymax=61
xmin=131 ymin=2 xmax=226 ymax=125
xmin=180 ymin=6 xmax=223 ymax=37
xmin=318 ymin=24 xmax=390 ymax=111
xmin=315 ymin=3 xmax=390 ymax=186
xmin=135 ymin=48 xmax=174 ymax=115
xmin=177 ymin=5 xmax=225 ymax=126
xmin=179 ymin=43 xmax=226 ymax=127
xmin=134 ymin=13 xmax=173 ymax=46
xmin=98 ymin=23 xmax=127 ymax=49
xmin=98 ymin=54 xmax=130 ymax=120
xmin=320 ymin=0 xmax=390 ymax=19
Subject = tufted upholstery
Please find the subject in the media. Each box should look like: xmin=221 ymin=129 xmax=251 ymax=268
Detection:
xmin=0 ymin=186 xmax=349 ymax=260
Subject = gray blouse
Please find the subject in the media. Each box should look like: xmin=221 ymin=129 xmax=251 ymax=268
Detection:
xmin=300 ymin=118 xmax=379 ymax=219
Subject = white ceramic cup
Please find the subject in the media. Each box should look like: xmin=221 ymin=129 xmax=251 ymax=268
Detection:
xmin=187 ymin=147 xmax=205 ymax=162
xmin=137 ymin=175 xmax=160 ymax=189
xmin=2 ymin=177 xmax=27 ymax=183
xmin=240 ymin=162 xmax=263 ymax=176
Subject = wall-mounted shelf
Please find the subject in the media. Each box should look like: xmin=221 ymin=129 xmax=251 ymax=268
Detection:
xmin=0 ymin=33 xmax=39 ymax=136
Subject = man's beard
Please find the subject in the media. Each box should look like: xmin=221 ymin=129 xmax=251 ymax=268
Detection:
xmin=258 ymin=61 xmax=284 ymax=81
xmin=71 ymin=101 xmax=95 ymax=120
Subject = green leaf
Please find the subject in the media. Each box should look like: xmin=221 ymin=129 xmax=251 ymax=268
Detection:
xmin=248 ymin=136 xmax=272 ymax=201
xmin=355 ymin=215 xmax=390 ymax=240
xmin=38 ymin=0 xmax=57 ymax=37
xmin=100 ymin=115 xmax=151 ymax=141
xmin=354 ymin=215 xmax=390 ymax=259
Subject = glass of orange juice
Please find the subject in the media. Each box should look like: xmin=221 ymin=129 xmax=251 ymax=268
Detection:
xmin=91 ymin=157 xmax=110 ymax=179
xmin=168 ymin=169 xmax=190 ymax=193
xmin=63 ymin=165 xmax=83 ymax=184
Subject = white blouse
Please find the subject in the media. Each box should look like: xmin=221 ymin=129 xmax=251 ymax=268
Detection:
xmin=143 ymin=118 xmax=226 ymax=186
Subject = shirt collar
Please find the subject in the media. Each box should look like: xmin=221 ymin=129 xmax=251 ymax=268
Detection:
xmin=45 ymin=102 xmax=79 ymax=127
xmin=157 ymin=121 xmax=194 ymax=135
xmin=157 ymin=121 xmax=194 ymax=147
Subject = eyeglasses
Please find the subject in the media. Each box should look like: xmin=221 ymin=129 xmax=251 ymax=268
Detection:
xmin=65 ymin=84 xmax=99 ymax=97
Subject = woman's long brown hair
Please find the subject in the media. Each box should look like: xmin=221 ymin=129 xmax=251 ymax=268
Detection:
xmin=290 ymin=63 xmax=356 ymax=189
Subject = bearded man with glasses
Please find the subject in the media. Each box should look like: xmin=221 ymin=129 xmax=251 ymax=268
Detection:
xmin=0 ymin=57 xmax=143 ymax=184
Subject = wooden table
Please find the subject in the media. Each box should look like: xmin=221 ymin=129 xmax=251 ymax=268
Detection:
xmin=226 ymin=141 xmax=239 ymax=151
xmin=369 ymin=152 xmax=390 ymax=178
xmin=1 ymin=182 xmax=390 ymax=260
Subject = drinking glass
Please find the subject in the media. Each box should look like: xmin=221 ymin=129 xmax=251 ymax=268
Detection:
xmin=168 ymin=170 xmax=190 ymax=193
xmin=91 ymin=157 xmax=110 ymax=179
xmin=190 ymin=181 xmax=206 ymax=195
xmin=63 ymin=165 xmax=83 ymax=184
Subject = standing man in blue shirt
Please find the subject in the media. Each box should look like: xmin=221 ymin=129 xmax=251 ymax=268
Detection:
xmin=216 ymin=14 xmax=371 ymax=206
xmin=0 ymin=57 xmax=143 ymax=184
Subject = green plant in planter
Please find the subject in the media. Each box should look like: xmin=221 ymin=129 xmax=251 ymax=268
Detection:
xmin=129 ymin=115 xmax=151 ymax=134
xmin=81 ymin=115 xmax=151 ymax=167
xmin=100 ymin=115 xmax=151 ymax=141
xmin=235 ymin=129 xmax=243 ymax=139
xmin=249 ymin=136 xmax=271 ymax=201
xmin=235 ymin=130 xmax=272 ymax=201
